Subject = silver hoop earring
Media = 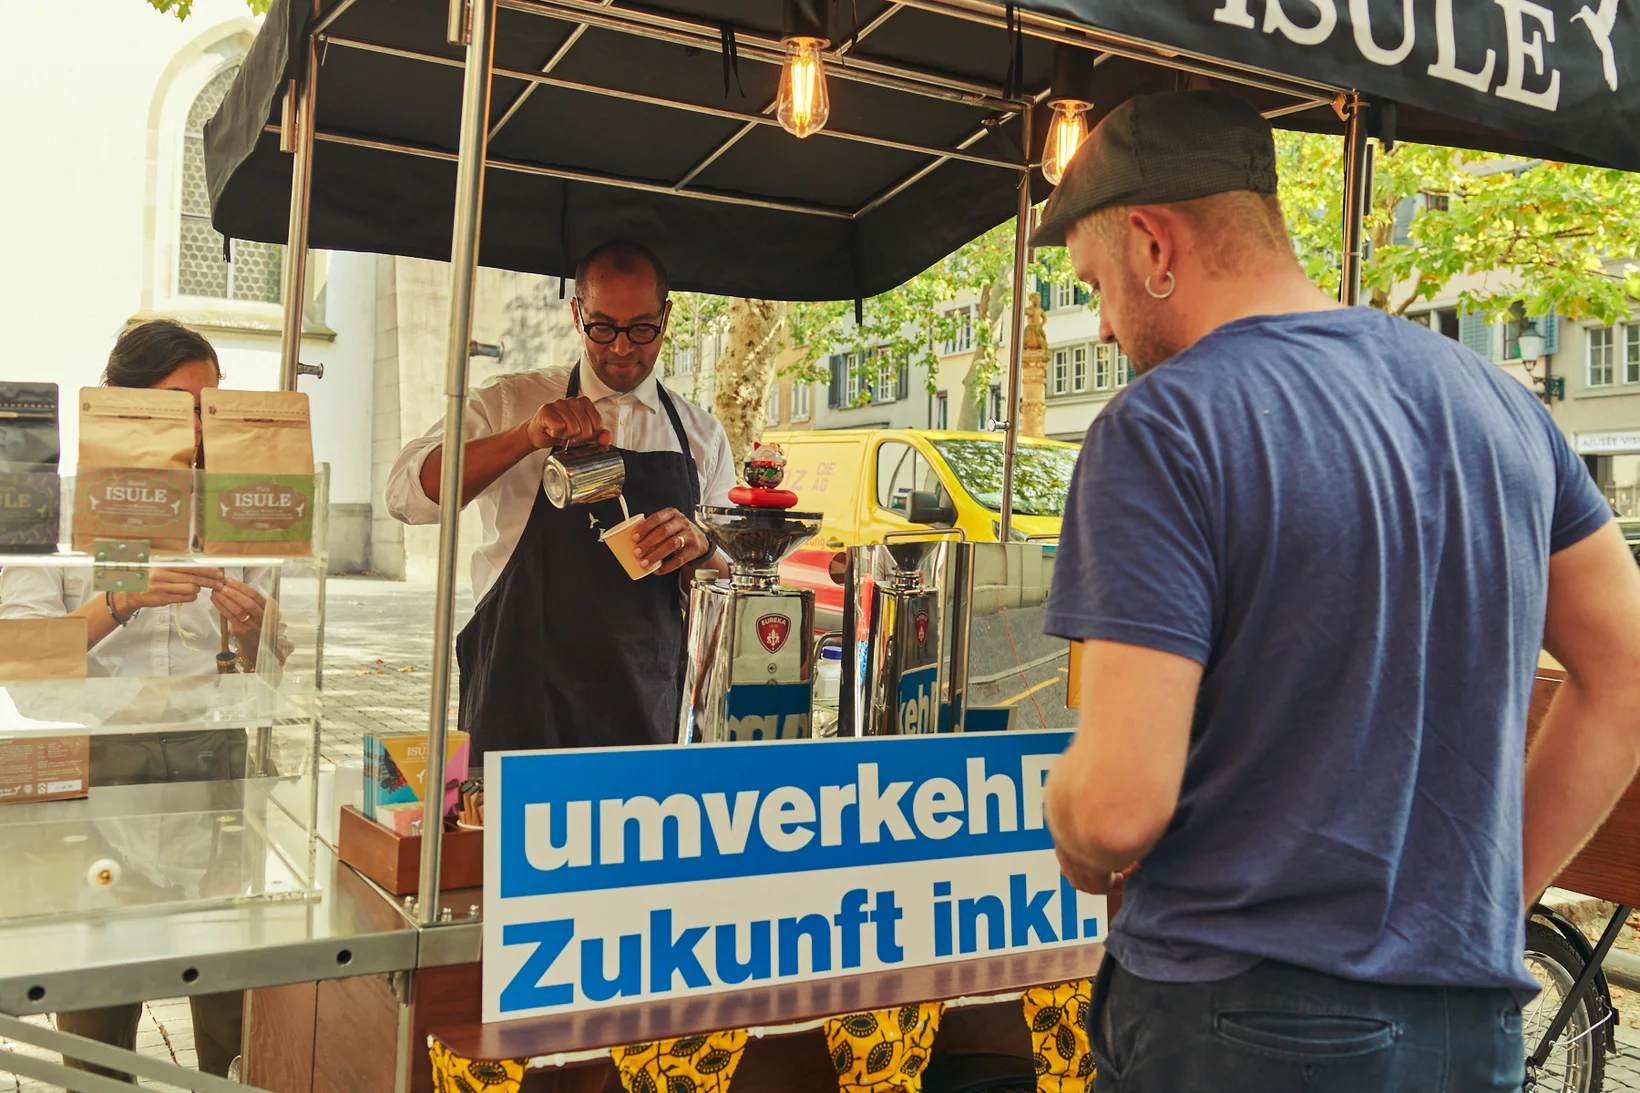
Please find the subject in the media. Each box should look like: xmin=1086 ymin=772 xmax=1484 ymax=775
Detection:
xmin=1144 ymin=271 xmax=1176 ymax=300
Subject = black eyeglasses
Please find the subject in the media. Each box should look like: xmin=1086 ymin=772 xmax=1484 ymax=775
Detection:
xmin=578 ymin=312 xmax=665 ymax=346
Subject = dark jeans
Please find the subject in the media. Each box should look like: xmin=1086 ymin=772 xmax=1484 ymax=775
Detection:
xmin=1089 ymin=955 xmax=1524 ymax=1092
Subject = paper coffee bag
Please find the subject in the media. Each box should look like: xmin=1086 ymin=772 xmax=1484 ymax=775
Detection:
xmin=0 ymin=382 xmax=61 ymax=554
xmin=0 ymin=618 xmax=88 ymax=680
xmin=73 ymin=388 xmax=196 ymax=552
xmin=201 ymin=390 xmax=314 ymax=556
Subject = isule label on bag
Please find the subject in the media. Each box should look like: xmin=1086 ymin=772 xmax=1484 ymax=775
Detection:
xmin=203 ymin=474 xmax=314 ymax=543
xmin=74 ymin=468 xmax=192 ymax=543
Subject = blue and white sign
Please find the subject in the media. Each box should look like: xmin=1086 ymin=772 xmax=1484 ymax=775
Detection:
xmin=483 ymin=731 xmax=1099 ymax=1023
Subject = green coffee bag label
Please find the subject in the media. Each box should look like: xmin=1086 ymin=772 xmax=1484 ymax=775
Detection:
xmin=204 ymin=474 xmax=313 ymax=542
xmin=75 ymin=468 xmax=192 ymax=542
xmin=0 ymin=471 xmax=59 ymax=549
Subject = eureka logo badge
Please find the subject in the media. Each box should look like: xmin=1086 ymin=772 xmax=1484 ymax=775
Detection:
xmin=756 ymin=614 xmax=790 ymax=653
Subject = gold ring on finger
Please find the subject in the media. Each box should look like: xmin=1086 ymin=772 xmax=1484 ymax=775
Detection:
xmin=241 ymin=613 xmax=253 ymax=623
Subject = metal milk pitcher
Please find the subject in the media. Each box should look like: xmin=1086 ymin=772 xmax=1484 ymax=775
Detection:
xmin=542 ymin=444 xmax=624 ymax=508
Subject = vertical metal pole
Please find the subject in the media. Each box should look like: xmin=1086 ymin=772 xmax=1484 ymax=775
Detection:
xmin=277 ymin=22 xmax=319 ymax=393
xmin=1340 ymin=92 xmax=1371 ymax=308
xmin=418 ymin=0 xmax=496 ymax=927
xmin=998 ymin=103 xmax=1033 ymax=542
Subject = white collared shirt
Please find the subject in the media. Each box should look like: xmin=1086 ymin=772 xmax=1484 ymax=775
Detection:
xmin=0 ymin=565 xmax=273 ymax=678
xmin=385 ymin=364 xmax=734 ymax=600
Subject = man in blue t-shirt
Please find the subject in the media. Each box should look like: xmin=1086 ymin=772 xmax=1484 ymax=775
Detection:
xmin=1035 ymin=90 xmax=1640 ymax=1092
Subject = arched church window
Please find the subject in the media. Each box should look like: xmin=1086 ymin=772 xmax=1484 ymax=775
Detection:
xmin=179 ymin=65 xmax=282 ymax=302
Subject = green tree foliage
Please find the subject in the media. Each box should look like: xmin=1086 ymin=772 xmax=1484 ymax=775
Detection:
xmin=781 ymin=222 xmax=1077 ymax=414
xmin=1279 ymin=133 xmax=1640 ymax=323
xmin=144 ymin=0 xmax=269 ymax=18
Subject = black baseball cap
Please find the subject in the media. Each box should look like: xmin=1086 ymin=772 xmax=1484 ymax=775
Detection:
xmin=1030 ymin=90 xmax=1278 ymax=248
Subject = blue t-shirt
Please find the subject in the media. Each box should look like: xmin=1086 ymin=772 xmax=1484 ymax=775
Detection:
xmin=1043 ymin=308 xmax=1609 ymax=998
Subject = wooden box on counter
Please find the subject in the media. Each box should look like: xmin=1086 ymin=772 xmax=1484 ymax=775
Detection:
xmin=336 ymin=805 xmax=483 ymax=896
xmin=1529 ymin=656 xmax=1640 ymax=908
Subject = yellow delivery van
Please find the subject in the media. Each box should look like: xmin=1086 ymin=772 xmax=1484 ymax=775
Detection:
xmin=761 ymin=429 xmax=1079 ymax=619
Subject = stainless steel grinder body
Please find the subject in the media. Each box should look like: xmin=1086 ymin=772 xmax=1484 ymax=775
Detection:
xmin=680 ymin=580 xmax=816 ymax=743
xmin=841 ymin=534 xmax=960 ymax=736
xmin=677 ymin=505 xmax=823 ymax=744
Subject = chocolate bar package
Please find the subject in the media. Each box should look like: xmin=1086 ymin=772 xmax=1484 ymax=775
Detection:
xmin=0 ymin=382 xmax=60 ymax=553
xmin=362 ymin=731 xmax=469 ymax=826
xmin=73 ymin=388 xmax=196 ymax=552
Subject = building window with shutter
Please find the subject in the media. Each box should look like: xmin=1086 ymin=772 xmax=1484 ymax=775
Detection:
xmin=766 ymin=387 xmax=782 ymax=426
xmin=1458 ymin=311 xmax=1496 ymax=360
xmin=1503 ymin=302 xmax=1529 ymax=360
xmin=792 ymin=382 xmax=811 ymax=422
xmin=1093 ymin=343 xmax=1115 ymax=390
xmin=1052 ymin=282 xmax=1077 ymax=310
xmin=1117 ymin=348 xmax=1133 ymax=387
xmin=846 ymin=353 xmax=866 ymax=405
xmin=1051 ymin=349 xmax=1069 ymax=396
xmin=1410 ymin=307 xmax=1462 ymax=341
xmin=180 ymin=65 xmax=283 ymax=302
xmin=1072 ymin=345 xmax=1089 ymax=392
xmin=940 ymin=308 xmax=973 ymax=355
xmin=1589 ymin=327 xmax=1615 ymax=387
xmin=1627 ymin=326 xmax=1640 ymax=384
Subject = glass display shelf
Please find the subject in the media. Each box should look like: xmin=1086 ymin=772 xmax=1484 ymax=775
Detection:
xmin=0 ymin=778 xmax=315 ymax=924
xmin=0 ymin=674 xmax=315 ymax=737
xmin=0 ymin=473 xmax=330 ymax=926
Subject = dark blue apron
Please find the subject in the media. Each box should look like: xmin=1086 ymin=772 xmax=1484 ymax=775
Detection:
xmin=456 ymin=365 xmax=700 ymax=759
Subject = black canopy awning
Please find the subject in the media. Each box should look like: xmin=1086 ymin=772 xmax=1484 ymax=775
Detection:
xmin=207 ymin=0 xmax=1640 ymax=301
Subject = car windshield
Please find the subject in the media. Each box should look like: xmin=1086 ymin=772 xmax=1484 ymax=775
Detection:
xmin=930 ymin=438 xmax=1079 ymax=518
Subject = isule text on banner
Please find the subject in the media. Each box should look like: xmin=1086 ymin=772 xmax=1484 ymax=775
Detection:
xmin=483 ymin=731 xmax=1101 ymax=1023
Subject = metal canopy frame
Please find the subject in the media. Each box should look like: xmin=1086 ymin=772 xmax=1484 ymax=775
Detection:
xmin=267 ymin=0 xmax=1365 ymax=926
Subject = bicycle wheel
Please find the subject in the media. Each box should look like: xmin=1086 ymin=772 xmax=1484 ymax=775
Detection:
xmin=1523 ymin=919 xmax=1605 ymax=1093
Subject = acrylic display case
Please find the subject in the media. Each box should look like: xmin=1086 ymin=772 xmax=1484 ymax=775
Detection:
xmin=0 ymin=470 xmax=328 ymax=925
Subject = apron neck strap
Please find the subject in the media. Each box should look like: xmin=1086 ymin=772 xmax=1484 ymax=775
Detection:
xmin=568 ymin=363 xmax=701 ymax=508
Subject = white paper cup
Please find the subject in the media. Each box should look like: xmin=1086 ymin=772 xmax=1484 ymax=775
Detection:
xmin=601 ymin=513 xmax=659 ymax=580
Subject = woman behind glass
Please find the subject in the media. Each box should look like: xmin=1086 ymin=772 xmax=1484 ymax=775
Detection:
xmin=0 ymin=319 xmax=274 ymax=1080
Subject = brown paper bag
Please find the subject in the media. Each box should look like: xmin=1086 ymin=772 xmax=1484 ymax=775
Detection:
xmin=0 ymin=618 xmax=88 ymax=679
xmin=201 ymin=390 xmax=315 ymax=556
xmin=73 ymin=387 xmax=196 ymax=552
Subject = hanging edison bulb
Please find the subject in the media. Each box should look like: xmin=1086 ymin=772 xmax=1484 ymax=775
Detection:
xmin=1041 ymin=43 xmax=1097 ymax=187
xmin=777 ymin=37 xmax=830 ymax=139
xmin=1041 ymin=100 xmax=1091 ymax=186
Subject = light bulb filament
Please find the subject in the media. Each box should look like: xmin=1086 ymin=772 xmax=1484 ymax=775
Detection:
xmin=778 ymin=37 xmax=831 ymax=139
xmin=1042 ymin=100 xmax=1091 ymax=186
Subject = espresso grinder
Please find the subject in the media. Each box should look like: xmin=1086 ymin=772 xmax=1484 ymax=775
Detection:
xmin=678 ymin=445 xmax=822 ymax=744
xmin=841 ymin=532 xmax=959 ymax=736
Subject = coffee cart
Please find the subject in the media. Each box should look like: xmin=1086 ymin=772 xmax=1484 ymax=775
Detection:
xmin=4 ymin=1 xmax=1639 ymax=1091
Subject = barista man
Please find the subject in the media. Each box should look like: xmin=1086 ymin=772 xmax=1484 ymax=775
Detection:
xmin=386 ymin=241 xmax=733 ymax=755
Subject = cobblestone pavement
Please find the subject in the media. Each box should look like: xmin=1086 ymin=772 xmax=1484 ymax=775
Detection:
xmin=316 ymin=576 xmax=474 ymax=764
xmin=6 ymin=578 xmax=1640 ymax=1089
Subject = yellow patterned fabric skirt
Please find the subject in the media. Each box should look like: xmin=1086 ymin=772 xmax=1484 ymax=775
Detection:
xmin=429 ymin=979 xmax=1093 ymax=1093
xmin=1024 ymin=979 xmax=1096 ymax=1092
xmin=612 ymin=1028 xmax=748 ymax=1093
xmin=824 ymin=1002 xmax=944 ymax=1093
xmin=428 ymin=1036 xmax=529 ymax=1093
